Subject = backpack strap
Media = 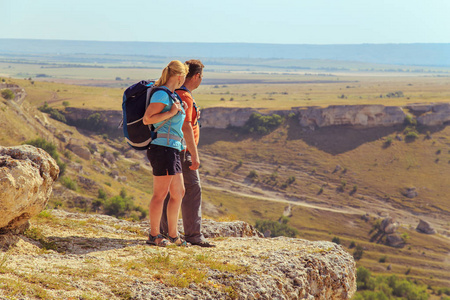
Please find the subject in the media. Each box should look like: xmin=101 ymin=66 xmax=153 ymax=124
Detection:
xmin=148 ymin=86 xmax=184 ymax=144
xmin=175 ymin=85 xmax=201 ymax=128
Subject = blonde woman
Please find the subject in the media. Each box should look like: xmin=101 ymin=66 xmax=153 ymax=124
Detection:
xmin=143 ymin=60 xmax=189 ymax=246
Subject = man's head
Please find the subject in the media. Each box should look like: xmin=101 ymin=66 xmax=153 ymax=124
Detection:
xmin=184 ymin=59 xmax=204 ymax=90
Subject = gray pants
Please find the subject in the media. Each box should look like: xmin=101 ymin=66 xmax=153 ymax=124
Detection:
xmin=160 ymin=151 xmax=205 ymax=244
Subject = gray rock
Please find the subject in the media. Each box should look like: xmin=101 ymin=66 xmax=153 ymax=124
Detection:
xmin=416 ymin=219 xmax=436 ymax=234
xmin=386 ymin=234 xmax=404 ymax=248
xmin=66 ymin=140 xmax=91 ymax=160
xmin=200 ymin=107 xmax=258 ymax=129
xmin=380 ymin=217 xmax=398 ymax=234
xmin=402 ymin=187 xmax=418 ymax=198
xmin=416 ymin=103 xmax=450 ymax=126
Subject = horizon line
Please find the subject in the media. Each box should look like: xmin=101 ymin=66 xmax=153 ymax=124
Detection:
xmin=1 ymin=37 xmax=449 ymax=46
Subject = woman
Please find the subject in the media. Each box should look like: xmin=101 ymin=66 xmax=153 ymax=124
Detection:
xmin=143 ymin=60 xmax=189 ymax=246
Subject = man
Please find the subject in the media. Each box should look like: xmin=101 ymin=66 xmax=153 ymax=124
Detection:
xmin=160 ymin=59 xmax=215 ymax=247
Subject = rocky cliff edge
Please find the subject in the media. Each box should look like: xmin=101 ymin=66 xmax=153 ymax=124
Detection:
xmin=0 ymin=210 xmax=356 ymax=300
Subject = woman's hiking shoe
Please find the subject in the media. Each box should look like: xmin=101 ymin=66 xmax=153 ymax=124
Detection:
xmin=146 ymin=234 xmax=170 ymax=247
xmin=168 ymin=235 xmax=190 ymax=247
xmin=190 ymin=241 xmax=216 ymax=248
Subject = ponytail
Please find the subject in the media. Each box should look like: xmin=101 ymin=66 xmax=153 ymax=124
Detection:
xmin=155 ymin=66 xmax=170 ymax=86
xmin=155 ymin=60 xmax=189 ymax=87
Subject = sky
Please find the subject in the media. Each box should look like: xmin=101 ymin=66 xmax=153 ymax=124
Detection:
xmin=1 ymin=0 xmax=449 ymax=44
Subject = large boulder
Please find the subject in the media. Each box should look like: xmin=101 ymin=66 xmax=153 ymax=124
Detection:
xmin=385 ymin=234 xmax=404 ymax=248
xmin=0 ymin=145 xmax=59 ymax=233
xmin=66 ymin=139 xmax=91 ymax=160
xmin=380 ymin=217 xmax=398 ymax=234
xmin=416 ymin=219 xmax=436 ymax=234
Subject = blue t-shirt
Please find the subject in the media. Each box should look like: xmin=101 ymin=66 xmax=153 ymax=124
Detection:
xmin=150 ymin=88 xmax=185 ymax=151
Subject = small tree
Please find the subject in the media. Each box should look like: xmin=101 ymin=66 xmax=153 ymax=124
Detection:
xmin=1 ymin=89 xmax=14 ymax=100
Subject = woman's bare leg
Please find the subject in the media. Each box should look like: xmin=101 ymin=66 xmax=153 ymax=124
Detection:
xmin=166 ymin=173 xmax=185 ymax=238
xmin=149 ymin=175 xmax=173 ymax=237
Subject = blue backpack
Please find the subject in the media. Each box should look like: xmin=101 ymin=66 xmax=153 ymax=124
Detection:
xmin=121 ymin=80 xmax=180 ymax=150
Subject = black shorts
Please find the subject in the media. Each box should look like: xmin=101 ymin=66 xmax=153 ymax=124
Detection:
xmin=147 ymin=144 xmax=182 ymax=176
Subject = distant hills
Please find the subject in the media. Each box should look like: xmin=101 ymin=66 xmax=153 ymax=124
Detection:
xmin=0 ymin=39 xmax=449 ymax=67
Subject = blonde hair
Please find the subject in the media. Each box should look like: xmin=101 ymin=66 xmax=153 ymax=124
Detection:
xmin=155 ymin=60 xmax=189 ymax=87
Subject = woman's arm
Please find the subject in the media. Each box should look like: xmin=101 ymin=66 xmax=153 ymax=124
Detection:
xmin=143 ymin=101 xmax=182 ymax=125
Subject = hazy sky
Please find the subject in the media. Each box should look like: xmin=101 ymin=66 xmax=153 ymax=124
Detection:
xmin=1 ymin=0 xmax=448 ymax=44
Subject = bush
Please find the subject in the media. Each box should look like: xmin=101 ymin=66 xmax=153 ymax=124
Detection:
xmin=255 ymin=219 xmax=298 ymax=238
xmin=404 ymin=115 xmax=417 ymax=126
xmin=101 ymin=188 xmax=147 ymax=220
xmin=60 ymin=176 xmax=78 ymax=191
xmin=50 ymin=110 xmax=67 ymax=123
xmin=355 ymin=268 xmax=430 ymax=299
xmin=1 ymin=89 xmax=14 ymax=100
xmin=405 ymin=131 xmax=419 ymax=141
xmin=242 ymin=113 xmax=283 ymax=135
xmin=384 ymin=137 xmax=393 ymax=147
xmin=379 ymin=256 xmax=388 ymax=263
xmin=38 ymin=102 xmax=66 ymax=123
xmin=353 ymin=245 xmax=364 ymax=260
xmin=248 ymin=170 xmax=258 ymax=179
xmin=332 ymin=236 xmax=341 ymax=244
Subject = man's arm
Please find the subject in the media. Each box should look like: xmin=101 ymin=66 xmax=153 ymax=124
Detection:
xmin=182 ymin=121 xmax=200 ymax=170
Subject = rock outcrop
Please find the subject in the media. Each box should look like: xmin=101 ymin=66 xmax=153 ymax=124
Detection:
xmin=0 ymin=145 xmax=59 ymax=233
xmin=296 ymin=105 xmax=406 ymax=129
xmin=200 ymin=107 xmax=258 ymax=129
xmin=61 ymin=103 xmax=448 ymax=133
xmin=1 ymin=210 xmax=356 ymax=299
xmin=407 ymin=103 xmax=450 ymax=126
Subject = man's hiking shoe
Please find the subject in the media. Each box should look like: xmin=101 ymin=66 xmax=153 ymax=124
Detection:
xmin=190 ymin=241 xmax=216 ymax=248
xmin=146 ymin=234 xmax=170 ymax=247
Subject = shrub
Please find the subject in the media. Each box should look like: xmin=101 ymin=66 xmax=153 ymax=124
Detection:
xmin=332 ymin=236 xmax=341 ymax=244
xmin=38 ymin=102 xmax=66 ymax=123
xmin=242 ymin=112 xmax=283 ymax=135
xmin=60 ymin=176 xmax=78 ymax=191
xmin=255 ymin=219 xmax=298 ymax=238
xmin=353 ymin=245 xmax=364 ymax=260
xmin=102 ymin=188 xmax=147 ymax=220
xmin=384 ymin=137 xmax=393 ymax=147
xmin=49 ymin=110 xmax=67 ymax=123
xmin=355 ymin=270 xmax=430 ymax=299
xmin=405 ymin=131 xmax=419 ymax=141
xmin=98 ymin=189 xmax=107 ymax=200
xmin=404 ymin=115 xmax=417 ymax=126
xmin=287 ymin=176 xmax=296 ymax=184
xmin=1 ymin=89 xmax=14 ymax=100
xmin=248 ymin=170 xmax=258 ymax=179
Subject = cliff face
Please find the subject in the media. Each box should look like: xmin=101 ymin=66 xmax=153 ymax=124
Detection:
xmin=0 ymin=210 xmax=356 ymax=300
xmin=62 ymin=103 xmax=449 ymax=134
xmin=198 ymin=103 xmax=449 ymax=129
